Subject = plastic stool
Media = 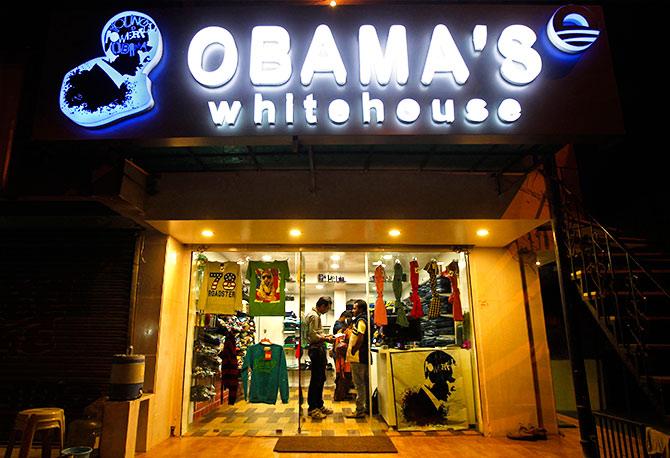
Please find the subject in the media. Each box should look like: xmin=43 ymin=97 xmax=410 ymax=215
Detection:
xmin=4 ymin=407 xmax=65 ymax=458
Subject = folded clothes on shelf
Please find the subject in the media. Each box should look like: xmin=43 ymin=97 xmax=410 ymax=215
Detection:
xmin=194 ymin=340 xmax=223 ymax=356
xmin=190 ymin=384 xmax=217 ymax=402
xmin=202 ymin=333 xmax=223 ymax=346
xmin=192 ymin=366 xmax=217 ymax=378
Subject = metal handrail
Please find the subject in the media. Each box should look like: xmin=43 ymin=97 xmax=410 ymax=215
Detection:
xmin=545 ymin=171 xmax=669 ymax=415
xmin=593 ymin=411 xmax=650 ymax=458
xmin=557 ymin=181 xmax=670 ymax=299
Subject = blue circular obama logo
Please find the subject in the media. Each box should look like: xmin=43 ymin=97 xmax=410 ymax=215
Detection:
xmin=401 ymin=350 xmax=457 ymax=426
xmin=547 ymin=6 xmax=601 ymax=54
xmin=60 ymin=11 xmax=163 ymax=127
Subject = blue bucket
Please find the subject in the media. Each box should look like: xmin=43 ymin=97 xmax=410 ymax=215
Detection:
xmin=60 ymin=446 xmax=93 ymax=458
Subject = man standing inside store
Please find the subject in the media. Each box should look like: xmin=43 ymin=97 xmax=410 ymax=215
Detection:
xmin=305 ymin=296 xmax=336 ymax=420
xmin=345 ymin=299 xmax=370 ymax=418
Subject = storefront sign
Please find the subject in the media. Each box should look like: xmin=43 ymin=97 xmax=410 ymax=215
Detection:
xmin=35 ymin=4 xmax=622 ymax=143
xmin=317 ymin=273 xmax=346 ymax=283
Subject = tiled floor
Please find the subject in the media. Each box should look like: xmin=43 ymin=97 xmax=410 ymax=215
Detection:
xmin=186 ymin=386 xmax=480 ymax=437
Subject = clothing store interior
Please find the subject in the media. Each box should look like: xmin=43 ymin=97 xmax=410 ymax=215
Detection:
xmin=183 ymin=250 xmax=478 ymax=437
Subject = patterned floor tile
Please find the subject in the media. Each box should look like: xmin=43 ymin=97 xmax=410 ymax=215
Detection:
xmin=186 ymin=385 xmax=478 ymax=438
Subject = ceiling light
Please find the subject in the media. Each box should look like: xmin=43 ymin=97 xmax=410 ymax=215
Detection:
xmin=330 ymin=263 xmax=340 ymax=269
xmin=535 ymin=261 xmax=541 ymax=266
xmin=388 ymin=229 xmax=401 ymax=237
xmin=289 ymin=228 xmax=302 ymax=237
xmin=329 ymin=0 xmax=337 ymax=7
xmin=201 ymin=229 xmax=214 ymax=237
xmin=476 ymin=228 xmax=490 ymax=237
xmin=330 ymin=254 xmax=341 ymax=261
xmin=262 ymin=255 xmax=272 ymax=262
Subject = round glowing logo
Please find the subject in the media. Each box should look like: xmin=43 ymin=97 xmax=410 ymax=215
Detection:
xmin=60 ymin=11 xmax=163 ymax=127
xmin=547 ymin=6 xmax=600 ymax=54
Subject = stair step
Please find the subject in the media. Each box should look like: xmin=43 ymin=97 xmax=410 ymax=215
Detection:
xmin=621 ymin=343 xmax=670 ymax=351
xmin=611 ymin=252 xmax=667 ymax=258
xmin=582 ymin=290 xmax=668 ymax=298
xmin=603 ymin=314 xmax=670 ymax=322
xmin=641 ymin=315 xmax=670 ymax=321
xmin=616 ymin=291 xmax=668 ymax=298
xmin=617 ymin=236 xmax=648 ymax=242
xmin=611 ymin=269 xmax=670 ymax=275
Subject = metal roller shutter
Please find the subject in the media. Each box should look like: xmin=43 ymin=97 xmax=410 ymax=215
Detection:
xmin=0 ymin=228 xmax=138 ymax=439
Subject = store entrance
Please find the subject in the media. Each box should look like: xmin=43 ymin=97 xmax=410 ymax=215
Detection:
xmin=182 ymin=248 xmax=478 ymax=437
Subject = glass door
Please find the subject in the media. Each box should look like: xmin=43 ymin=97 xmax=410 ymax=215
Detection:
xmin=298 ymin=251 xmax=377 ymax=435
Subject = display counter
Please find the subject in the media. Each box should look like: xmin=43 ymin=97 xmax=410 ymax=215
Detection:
xmin=373 ymin=347 xmax=476 ymax=429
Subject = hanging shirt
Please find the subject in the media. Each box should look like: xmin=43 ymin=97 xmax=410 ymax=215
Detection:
xmin=424 ymin=260 xmax=441 ymax=319
xmin=374 ymin=265 xmax=388 ymax=326
xmin=199 ymin=261 xmax=243 ymax=314
xmin=246 ymin=260 xmax=290 ymax=316
xmin=241 ymin=343 xmax=289 ymax=404
xmin=447 ymin=273 xmax=463 ymax=321
xmin=393 ymin=262 xmax=409 ymax=327
xmin=409 ymin=259 xmax=424 ymax=319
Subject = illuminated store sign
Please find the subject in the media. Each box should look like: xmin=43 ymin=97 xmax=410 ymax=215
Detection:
xmin=60 ymin=11 xmax=163 ymax=127
xmin=39 ymin=5 xmax=621 ymax=142
xmin=188 ymin=22 xmax=537 ymax=128
xmin=547 ymin=5 xmax=601 ymax=54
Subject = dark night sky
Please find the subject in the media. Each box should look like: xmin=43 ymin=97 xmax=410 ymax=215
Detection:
xmin=576 ymin=1 xmax=668 ymax=249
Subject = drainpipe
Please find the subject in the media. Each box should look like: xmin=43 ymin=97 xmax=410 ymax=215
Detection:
xmin=516 ymin=242 xmax=544 ymax=429
xmin=543 ymin=152 xmax=599 ymax=457
xmin=128 ymin=232 xmax=146 ymax=350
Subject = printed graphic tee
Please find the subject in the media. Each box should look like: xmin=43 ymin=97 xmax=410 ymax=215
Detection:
xmin=199 ymin=261 xmax=243 ymax=314
xmin=246 ymin=260 xmax=290 ymax=316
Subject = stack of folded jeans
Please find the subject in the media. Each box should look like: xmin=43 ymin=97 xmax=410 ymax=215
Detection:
xmin=419 ymin=314 xmax=455 ymax=347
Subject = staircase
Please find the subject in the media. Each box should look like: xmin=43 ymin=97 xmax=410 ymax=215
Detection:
xmin=558 ymin=182 xmax=670 ymax=417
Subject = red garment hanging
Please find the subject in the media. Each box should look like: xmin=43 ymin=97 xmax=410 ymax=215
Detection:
xmin=446 ymin=272 xmax=463 ymax=321
xmin=409 ymin=259 xmax=423 ymax=318
xmin=374 ymin=264 xmax=388 ymax=326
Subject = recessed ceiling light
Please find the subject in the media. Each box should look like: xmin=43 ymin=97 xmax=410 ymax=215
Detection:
xmin=476 ymin=228 xmax=490 ymax=237
xmin=262 ymin=255 xmax=272 ymax=262
xmin=330 ymin=263 xmax=340 ymax=269
xmin=201 ymin=229 xmax=214 ymax=237
xmin=289 ymin=229 xmax=302 ymax=237
xmin=388 ymin=229 xmax=401 ymax=237
xmin=330 ymin=254 xmax=341 ymax=261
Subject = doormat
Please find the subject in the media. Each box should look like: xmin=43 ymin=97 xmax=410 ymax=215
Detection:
xmin=274 ymin=436 xmax=397 ymax=453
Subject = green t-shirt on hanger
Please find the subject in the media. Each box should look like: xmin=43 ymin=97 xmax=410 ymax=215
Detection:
xmin=246 ymin=260 xmax=290 ymax=316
